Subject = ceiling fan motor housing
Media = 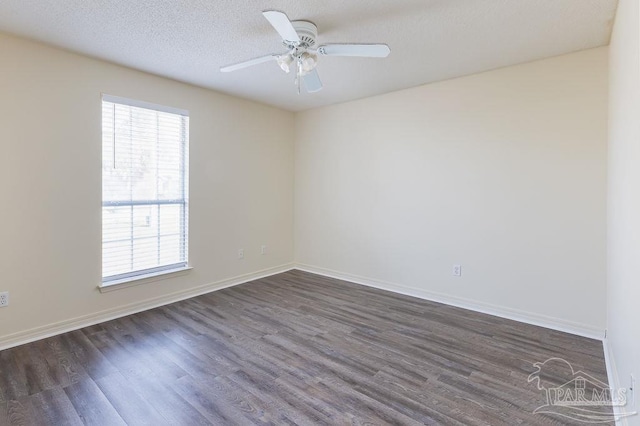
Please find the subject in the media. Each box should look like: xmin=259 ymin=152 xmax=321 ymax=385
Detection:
xmin=286 ymin=20 xmax=317 ymax=49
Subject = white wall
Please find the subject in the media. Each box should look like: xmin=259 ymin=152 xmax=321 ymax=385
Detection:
xmin=0 ymin=33 xmax=295 ymax=346
xmin=295 ymin=48 xmax=609 ymax=337
xmin=607 ymin=0 xmax=640 ymax=422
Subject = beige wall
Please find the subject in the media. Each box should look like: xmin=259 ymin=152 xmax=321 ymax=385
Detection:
xmin=295 ymin=48 xmax=609 ymax=337
xmin=0 ymin=33 xmax=295 ymax=346
xmin=0 ymin=31 xmax=612 ymax=348
xmin=607 ymin=0 xmax=640 ymax=421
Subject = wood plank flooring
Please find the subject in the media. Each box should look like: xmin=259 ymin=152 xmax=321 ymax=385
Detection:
xmin=0 ymin=270 xmax=611 ymax=425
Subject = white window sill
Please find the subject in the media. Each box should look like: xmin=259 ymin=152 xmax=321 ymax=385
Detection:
xmin=98 ymin=266 xmax=193 ymax=293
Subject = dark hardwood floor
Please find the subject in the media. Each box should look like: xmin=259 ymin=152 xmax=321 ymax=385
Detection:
xmin=0 ymin=270 xmax=611 ymax=425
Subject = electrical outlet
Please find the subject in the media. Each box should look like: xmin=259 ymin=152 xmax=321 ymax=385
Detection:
xmin=0 ymin=292 xmax=9 ymax=307
xmin=261 ymin=245 xmax=267 ymax=255
xmin=238 ymin=249 xmax=244 ymax=259
xmin=453 ymin=265 xmax=462 ymax=277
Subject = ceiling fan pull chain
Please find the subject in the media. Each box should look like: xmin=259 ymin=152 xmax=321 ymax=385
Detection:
xmin=296 ymin=59 xmax=302 ymax=94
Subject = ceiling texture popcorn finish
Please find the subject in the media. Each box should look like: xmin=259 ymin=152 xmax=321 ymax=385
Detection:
xmin=0 ymin=0 xmax=617 ymax=111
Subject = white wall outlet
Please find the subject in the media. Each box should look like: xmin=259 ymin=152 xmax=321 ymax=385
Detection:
xmin=238 ymin=249 xmax=244 ymax=259
xmin=0 ymin=292 xmax=9 ymax=307
xmin=453 ymin=265 xmax=462 ymax=276
xmin=261 ymin=245 xmax=267 ymax=255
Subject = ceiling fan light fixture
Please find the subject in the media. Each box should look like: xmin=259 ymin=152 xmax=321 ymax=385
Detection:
xmin=300 ymin=52 xmax=317 ymax=74
xmin=277 ymin=53 xmax=294 ymax=73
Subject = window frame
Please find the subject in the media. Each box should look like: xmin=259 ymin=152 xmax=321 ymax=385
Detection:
xmin=100 ymin=94 xmax=190 ymax=289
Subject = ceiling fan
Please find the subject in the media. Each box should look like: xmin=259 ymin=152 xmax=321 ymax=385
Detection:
xmin=220 ymin=10 xmax=391 ymax=94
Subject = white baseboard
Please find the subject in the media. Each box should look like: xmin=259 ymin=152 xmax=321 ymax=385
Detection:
xmin=603 ymin=338 xmax=637 ymax=425
xmin=603 ymin=338 xmax=623 ymax=425
xmin=294 ymin=263 xmax=606 ymax=340
xmin=0 ymin=262 xmax=604 ymax=348
xmin=0 ymin=263 xmax=295 ymax=351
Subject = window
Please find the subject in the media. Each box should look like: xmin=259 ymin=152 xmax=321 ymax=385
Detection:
xmin=101 ymin=95 xmax=189 ymax=285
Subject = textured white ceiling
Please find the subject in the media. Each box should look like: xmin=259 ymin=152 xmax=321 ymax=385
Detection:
xmin=0 ymin=0 xmax=618 ymax=111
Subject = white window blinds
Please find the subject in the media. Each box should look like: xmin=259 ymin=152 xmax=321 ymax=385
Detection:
xmin=101 ymin=95 xmax=189 ymax=284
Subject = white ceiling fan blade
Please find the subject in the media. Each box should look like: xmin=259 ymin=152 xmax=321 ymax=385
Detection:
xmin=317 ymin=44 xmax=390 ymax=58
xmin=263 ymin=10 xmax=300 ymax=44
xmin=303 ymin=69 xmax=323 ymax=93
xmin=220 ymin=54 xmax=279 ymax=72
